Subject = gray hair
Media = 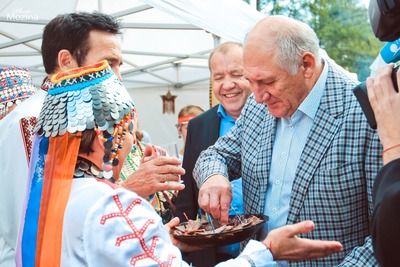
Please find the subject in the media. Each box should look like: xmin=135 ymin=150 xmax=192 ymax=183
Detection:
xmin=246 ymin=16 xmax=321 ymax=75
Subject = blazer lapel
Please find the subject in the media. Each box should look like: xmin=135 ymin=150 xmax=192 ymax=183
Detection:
xmin=208 ymin=105 xmax=221 ymax=145
xmin=286 ymin=65 xmax=345 ymax=224
xmin=253 ymin=110 xmax=276 ymax=214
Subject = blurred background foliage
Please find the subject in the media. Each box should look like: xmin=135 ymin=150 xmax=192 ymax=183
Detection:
xmin=243 ymin=0 xmax=384 ymax=81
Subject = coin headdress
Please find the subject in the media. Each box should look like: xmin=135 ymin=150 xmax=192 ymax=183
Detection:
xmin=18 ymin=60 xmax=134 ymax=266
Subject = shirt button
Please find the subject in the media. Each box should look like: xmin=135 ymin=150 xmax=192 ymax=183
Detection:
xmin=272 ymin=208 xmax=277 ymax=213
xmin=275 ymin=180 xmax=280 ymax=185
xmin=289 ymin=125 xmax=293 ymax=129
xmin=282 ymin=152 xmax=287 ymax=157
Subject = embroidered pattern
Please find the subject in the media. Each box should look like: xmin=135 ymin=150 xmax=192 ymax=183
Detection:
xmin=0 ymin=66 xmax=36 ymax=104
xmin=100 ymin=195 xmax=176 ymax=266
xmin=41 ymin=78 xmax=53 ymax=92
xmin=20 ymin=116 xmax=38 ymax=164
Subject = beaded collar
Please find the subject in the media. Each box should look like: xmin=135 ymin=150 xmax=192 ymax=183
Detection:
xmin=40 ymin=77 xmax=53 ymax=92
xmin=73 ymin=157 xmax=115 ymax=183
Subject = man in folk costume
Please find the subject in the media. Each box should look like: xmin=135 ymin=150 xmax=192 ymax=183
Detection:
xmin=1 ymin=12 xmax=185 ymax=267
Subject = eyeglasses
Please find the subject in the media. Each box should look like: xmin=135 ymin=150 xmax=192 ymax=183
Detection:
xmin=175 ymin=122 xmax=188 ymax=129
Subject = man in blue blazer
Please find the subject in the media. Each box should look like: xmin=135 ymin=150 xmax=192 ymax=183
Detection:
xmin=175 ymin=42 xmax=252 ymax=266
xmin=194 ymin=16 xmax=382 ymax=266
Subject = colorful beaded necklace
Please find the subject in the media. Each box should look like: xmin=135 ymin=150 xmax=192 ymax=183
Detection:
xmin=120 ymin=139 xmax=144 ymax=181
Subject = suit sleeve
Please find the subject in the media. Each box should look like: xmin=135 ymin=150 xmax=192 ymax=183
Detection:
xmin=193 ymin=114 xmax=243 ymax=189
xmin=371 ymin=158 xmax=400 ymax=267
xmin=175 ymin=120 xmax=200 ymax=221
xmin=339 ymin=129 xmax=382 ymax=266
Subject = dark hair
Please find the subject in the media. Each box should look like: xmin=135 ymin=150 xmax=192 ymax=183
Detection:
xmin=135 ymin=130 xmax=144 ymax=142
xmin=41 ymin=12 xmax=122 ymax=74
xmin=78 ymin=130 xmax=97 ymax=155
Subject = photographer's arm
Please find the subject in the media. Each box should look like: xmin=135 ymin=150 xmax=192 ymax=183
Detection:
xmin=371 ymin=158 xmax=400 ymax=265
xmin=367 ymin=63 xmax=400 ymax=164
xmin=366 ymin=63 xmax=400 ymax=266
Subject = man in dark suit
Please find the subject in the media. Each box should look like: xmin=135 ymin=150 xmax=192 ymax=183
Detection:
xmin=175 ymin=41 xmax=252 ymax=266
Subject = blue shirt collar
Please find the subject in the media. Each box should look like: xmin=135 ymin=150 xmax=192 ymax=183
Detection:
xmin=217 ymin=104 xmax=236 ymax=123
xmin=296 ymin=59 xmax=328 ymax=120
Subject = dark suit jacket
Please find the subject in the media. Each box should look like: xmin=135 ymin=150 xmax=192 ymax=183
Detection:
xmin=175 ymin=105 xmax=220 ymax=267
xmin=176 ymin=105 xmax=221 ymax=221
xmin=372 ymin=158 xmax=400 ymax=267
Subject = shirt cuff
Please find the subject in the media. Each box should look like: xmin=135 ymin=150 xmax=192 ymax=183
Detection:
xmin=239 ymin=240 xmax=276 ymax=266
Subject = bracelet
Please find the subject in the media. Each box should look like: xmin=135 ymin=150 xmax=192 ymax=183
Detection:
xmin=239 ymin=255 xmax=256 ymax=267
xmin=382 ymin=143 xmax=400 ymax=157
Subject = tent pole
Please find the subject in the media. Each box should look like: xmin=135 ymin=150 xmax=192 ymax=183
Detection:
xmin=212 ymin=34 xmax=221 ymax=47
xmin=98 ymin=0 xmax=103 ymax=12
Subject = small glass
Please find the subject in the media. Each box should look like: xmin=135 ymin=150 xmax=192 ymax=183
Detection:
xmin=155 ymin=142 xmax=182 ymax=184
xmin=155 ymin=142 xmax=179 ymax=158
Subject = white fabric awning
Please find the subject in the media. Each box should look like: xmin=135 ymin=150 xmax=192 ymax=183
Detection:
xmin=0 ymin=0 xmax=264 ymax=145
xmin=0 ymin=0 xmax=264 ymax=90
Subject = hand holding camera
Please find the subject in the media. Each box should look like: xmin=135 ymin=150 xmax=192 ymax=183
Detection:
xmin=353 ymin=0 xmax=400 ymax=130
xmin=365 ymin=63 xmax=400 ymax=163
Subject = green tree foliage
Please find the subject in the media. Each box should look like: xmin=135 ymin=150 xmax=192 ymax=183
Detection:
xmin=250 ymin=0 xmax=383 ymax=80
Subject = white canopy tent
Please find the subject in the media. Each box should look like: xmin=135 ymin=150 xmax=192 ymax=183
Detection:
xmin=0 ymin=0 xmax=263 ymax=145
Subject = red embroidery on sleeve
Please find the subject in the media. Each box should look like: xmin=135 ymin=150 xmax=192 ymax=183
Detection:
xmin=100 ymin=194 xmax=176 ymax=266
xmin=20 ymin=116 xmax=38 ymax=165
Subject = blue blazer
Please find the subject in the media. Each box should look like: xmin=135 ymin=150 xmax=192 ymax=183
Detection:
xmin=194 ymin=61 xmax=383 ymax=266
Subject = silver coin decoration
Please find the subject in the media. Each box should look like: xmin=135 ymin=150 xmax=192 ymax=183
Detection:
xmin=35 ymin=60 xmax=134 ymax=137
xmin=74 ymin=158 xmax=114 ymax=183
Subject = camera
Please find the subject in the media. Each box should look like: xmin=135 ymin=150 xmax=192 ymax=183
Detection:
xmin=353 ymin=0 xmax=400 ymax=129
xmin=353 ymin=65 xmax=399 ymax=129
xmin=369 ymin=0 xmax=400 ymax=41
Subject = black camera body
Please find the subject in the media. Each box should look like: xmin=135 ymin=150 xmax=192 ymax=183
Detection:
xmin=353 ymin=65 xmax=399 ymax=129
xmin=353 ymin=0 xmax=400 ymax=129
xmin=369 ymin=0 xmax=400 ymax=42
